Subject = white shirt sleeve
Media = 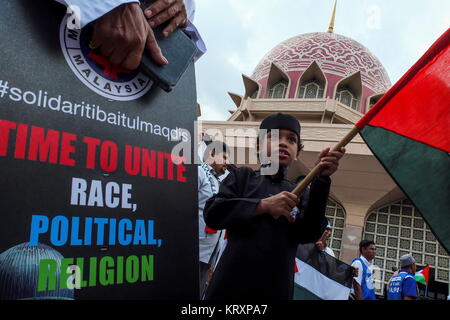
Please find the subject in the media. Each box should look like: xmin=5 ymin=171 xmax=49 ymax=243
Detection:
xmin=323 ymin=246 xmax=336 ymax=258
xmin=184 ymin=21 xmax=206 ymax=62
xmin=184 ymin=0 xmax=195 ymax=22
xmin=198 ymin=165 xmax=204 ymax=188
xmin=55 ymin=0 xmax=139 ymax=28
xmin=183 ymin=0 xmax=206 ymax=61
xmin=198 ymin=166 xmax=212 ymax=239
xmin=352 ymin=260 xmax=363 ymax=285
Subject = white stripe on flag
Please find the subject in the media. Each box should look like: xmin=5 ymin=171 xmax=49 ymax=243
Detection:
xmin=213 ymin=239 xmax=227 ymax=271
xmin=294 ymin=258 xmax=351 ymax=300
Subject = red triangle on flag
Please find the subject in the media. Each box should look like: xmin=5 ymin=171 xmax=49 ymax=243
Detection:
xmin=421 ymin=265 xmax=430 ymax=285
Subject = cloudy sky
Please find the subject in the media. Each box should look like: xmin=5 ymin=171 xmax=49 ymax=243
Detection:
xmin=192 ymin=0 xmax=449 ymax=121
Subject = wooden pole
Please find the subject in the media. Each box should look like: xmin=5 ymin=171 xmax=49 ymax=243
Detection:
xmin=273 ymin=126 xmax=361 ymax=220
xmin=291 ymin=125 xmax=360 ymax=196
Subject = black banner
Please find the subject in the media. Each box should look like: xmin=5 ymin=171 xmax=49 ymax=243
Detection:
xmin=0 ymin=0 xmax=198 ymax=299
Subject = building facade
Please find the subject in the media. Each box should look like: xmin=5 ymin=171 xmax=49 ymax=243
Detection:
xmin=198 ymin=8 xmax=449 ymax=299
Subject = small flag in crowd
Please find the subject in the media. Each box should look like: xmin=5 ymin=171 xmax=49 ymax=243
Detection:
xmin=293 ymin=243 xmax=354 ymax=300
xmin=414 ymin=265 xmax=430 ymax=286
xmin=356 ymin=28 xmax=450 ymax=253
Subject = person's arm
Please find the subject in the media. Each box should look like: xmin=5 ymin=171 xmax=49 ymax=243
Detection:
xmin=204 ymin=167 xmax=259 ymax=230
xmin=144 ymin=0 xmax=188 ymax=36
xmin=55 ymin=0 xmax=139 ymax=28
xmin=144 ymin=0 xmax=206 ymax=61
xmin=205 ymin=168 xmax=301 ymax=230
xmin=91 ymin=3 xmax=167 ymax=69
xmin=291 ymin=147 xmax=345 ymax=243
xmin=253 ymin=191 xmax=299 ymax=220
xmin=353 ymin=279 xmax=363 ymax=300
xmin=316 ymin=240 xmax=326 ymax=251
xmin=198 ymin=167 xmax=210 ymax=239
xmin=55 ymin=0 xmax=167 ymax=69
xmin=352 ymin=261 xmax=364 ymax=300
xmin=316 ymin=229 xmax=329 ymax=250
xmin=402 ymin=277 xmax=418 ymax=300
xmin=182 ymin=21 xmax=206 ymax=61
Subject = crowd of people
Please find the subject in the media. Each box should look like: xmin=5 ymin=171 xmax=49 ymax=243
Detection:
xmin=197 ymin=113 xmax=421 ymax=300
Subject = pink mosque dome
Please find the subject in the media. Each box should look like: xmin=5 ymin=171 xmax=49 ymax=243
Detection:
xmin=250 ymin=32 xmax=391 ymax=113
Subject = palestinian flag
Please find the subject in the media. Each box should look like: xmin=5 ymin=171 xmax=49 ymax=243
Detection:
xmin=414 ymin=265 xmax=430 ymax=286
xmin=356 ymin=28 xmax=450 ymax=253
xmin=293 ymin=243 xmax=354 ymax=300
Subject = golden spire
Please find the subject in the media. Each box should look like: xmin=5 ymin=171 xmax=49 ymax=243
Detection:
xmin=327 ymin=0 xmax=337 ymax=33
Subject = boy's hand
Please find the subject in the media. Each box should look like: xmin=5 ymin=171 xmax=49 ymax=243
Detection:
xmin=316 ymin=147 xmax=346 ymax=177
xmin=316 ymin=240 xmax=325 ymax=251
xmin=254 ymin=191 xmax=299 ymax=221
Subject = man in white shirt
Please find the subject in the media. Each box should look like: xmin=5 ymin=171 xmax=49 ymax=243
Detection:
xmin=198 ymin=140 xmax=228 ymax=297
xmin=56 ymin=0 xmax=205 ymax=70
xmin=351 ymin=240 xmax=377 ymax=300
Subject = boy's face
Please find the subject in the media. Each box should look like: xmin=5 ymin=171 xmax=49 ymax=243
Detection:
xmin=263 ymin=129 xmax=299 ymax=167
xmin=361 ymin=244 xmax=377 ymax=261
xmin=207 ymin=151 xmax=228 ymax=175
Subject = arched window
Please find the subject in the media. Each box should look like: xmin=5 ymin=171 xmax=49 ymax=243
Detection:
xmin=363 ymin=199 xmax=450 ymax=298
xmin=268 ymin=80 xmax=288 ymax=99
xmin=298 ymin=80 xmax=325 ymax=99
xmin=250 ymin=90 xmax=258 ymax=99
xmin=335 ymin=87 xmax=359 ymax=110
xmin=325 ymin=198 xmax=346 ymax=258
xmin=368 ymin=94 xmax=383 ymax=110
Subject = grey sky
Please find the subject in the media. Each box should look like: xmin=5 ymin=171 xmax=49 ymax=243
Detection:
xmin=193 ymin=0 xmax=449 ymax=121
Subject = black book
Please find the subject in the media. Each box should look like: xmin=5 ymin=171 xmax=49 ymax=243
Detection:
xmin=139 ymin=1 xmax=198 ymax=92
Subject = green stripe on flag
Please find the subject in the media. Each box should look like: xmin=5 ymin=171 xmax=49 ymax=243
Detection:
xmin=414 ymin=274 xmax=427 ymax=286
xmin=360 ymin=125 xmax=450 ymax=253
xmin=293 ymin=283 xmax=322 ymax=300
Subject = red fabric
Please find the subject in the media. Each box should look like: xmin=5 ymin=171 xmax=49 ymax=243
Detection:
xmin=205 ymin=226 xmax=217 ymax=234
xmin=294 ymin=262 xmax=299 ymax=273
xmin=356 ymin=28 xmax=450 ymax=153
xmin=421 ymin=265 xmax=430 ymax=286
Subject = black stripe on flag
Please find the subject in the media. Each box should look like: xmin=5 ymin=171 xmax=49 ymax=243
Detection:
xmin=296 ymin=243 xmax=353 ymax=288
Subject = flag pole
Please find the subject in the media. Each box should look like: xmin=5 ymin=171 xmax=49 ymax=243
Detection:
xmin=272 ymin=125 xmax=360 ymax=219
xmin=291 ymin=126 xmax=360 ymax=196
xmin=291 ymin=29 xmax=450 ymax=198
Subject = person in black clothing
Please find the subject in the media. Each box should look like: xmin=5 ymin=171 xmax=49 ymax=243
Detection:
xmin=203 ymin=113 xmax=346 ymax=300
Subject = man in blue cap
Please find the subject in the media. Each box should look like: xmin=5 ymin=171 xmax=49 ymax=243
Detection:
xmin=387 ymin=254 xmax=418 ymax=300
xmin=203 ymin=113 xmax=345 ymax=300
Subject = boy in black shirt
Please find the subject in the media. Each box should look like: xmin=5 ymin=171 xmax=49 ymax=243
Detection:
xmin=203 ymin=113 xmax=345 ymax=300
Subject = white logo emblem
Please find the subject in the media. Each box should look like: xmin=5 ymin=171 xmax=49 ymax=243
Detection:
xmin=59 ymin=16 xmax=153 ymax=101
